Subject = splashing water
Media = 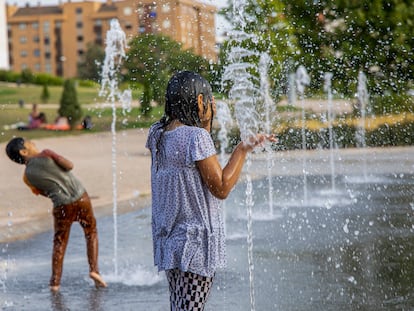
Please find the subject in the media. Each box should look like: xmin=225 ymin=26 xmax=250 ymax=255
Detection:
xmin=216 ymin=101 xmax=233 ymax=237
xmin=324 ymin=72 xmax=336 ymax=192
xmin=259 ymin=53 xmax=275 ymax=216
xmin=216 ymin=101 xmax=233 ymax=166
xmin=296 ymin=65 xmax=310 ymax=204
xmin=357 ymin=71 xmax=369 ymax=181
xmin=99 ymin=18 xmax=128 ymax=277
xmin=222 ymin=0 xmax=261 ymax=309
xmin=215 ymin=101 xmax=233 ymax=310
xmin=222 ymin=44 xmax=260 ymax=141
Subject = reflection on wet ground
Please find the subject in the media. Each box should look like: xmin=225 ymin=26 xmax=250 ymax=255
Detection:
xmin=1 ymin=148 xmax=414 ymax=310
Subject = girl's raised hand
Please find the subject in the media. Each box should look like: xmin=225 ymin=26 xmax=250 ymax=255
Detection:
xmin=242 ymin=134 xmax=277 ymax=151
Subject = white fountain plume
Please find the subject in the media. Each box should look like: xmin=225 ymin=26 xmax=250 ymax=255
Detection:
xmin=259 ymin=53 xmax=275 ymax=216
xmin=357 ymin=71 xmax=369 ymax=181
xmin=296 ymin=65 xmax=310 ymax=204
xmin=222 ymin=0 xmax=260 ymax=309
xmin=324 ymin=72 xmax=336 ymax=192
xmin=216 ymin=100 xmax=233 ymax=238
xmin=216 ymin=101 xmax=233 ymax=166
xmin=99 ymin=19 xmax=128 ymax=277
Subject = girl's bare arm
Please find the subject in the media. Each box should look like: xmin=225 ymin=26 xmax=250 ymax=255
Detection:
xmin=197 ymin=134 xmax=275 ymax=200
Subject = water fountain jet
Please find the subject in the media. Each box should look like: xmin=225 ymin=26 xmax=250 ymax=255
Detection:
xmin=259 ymin=53 xmax=275 ymax=216
xmin=295 ymin=65 xmax=310 ymax=204
xmin=324 ymin=72 xmax=336 ymax=192
xmin=98 ymin=18 xmax=128 ymax=277
xmin=356 ymin=71 xmax=369 ymax=181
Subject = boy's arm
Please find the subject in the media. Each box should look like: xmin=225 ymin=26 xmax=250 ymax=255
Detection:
xmin=41 ymin=149 xmax=74 ymax=171
xmin=23 ymin=174 xmax=44 ymax=196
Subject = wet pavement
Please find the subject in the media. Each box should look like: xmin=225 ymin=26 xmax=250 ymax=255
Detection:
xmin=1 ymin=146 xmax=414 ymax=310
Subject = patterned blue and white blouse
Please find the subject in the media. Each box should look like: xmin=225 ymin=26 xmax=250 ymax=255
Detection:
xmin=146 ymin=122 xmax=226 ymax=277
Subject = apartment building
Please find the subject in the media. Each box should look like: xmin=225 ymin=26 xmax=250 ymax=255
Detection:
xmin=6 ymin=0 xmax=217 ymax=78
xmin=0 ymin=0 xmax=9 ymax=69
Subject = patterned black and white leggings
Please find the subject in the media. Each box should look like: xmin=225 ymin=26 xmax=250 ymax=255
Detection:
xmin=165 ymin=269 xmax=214 ymax=311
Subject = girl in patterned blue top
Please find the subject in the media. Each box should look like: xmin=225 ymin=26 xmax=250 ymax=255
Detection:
xmin=146 ymin=71 xmax=275 ymax=311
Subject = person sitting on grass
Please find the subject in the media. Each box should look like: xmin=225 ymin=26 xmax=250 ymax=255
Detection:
xmin=28 ymin=112 xmax=47 ymax=129
xmin=5 ymin=137 xmax=107 ymax=292
xmin=42 ymin=115 xmax=70 ymax=131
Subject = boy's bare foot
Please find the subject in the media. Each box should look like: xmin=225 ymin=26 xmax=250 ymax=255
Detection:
xmin=50 ymin=285 xmax=60 ymax=292
xmin=89 ymin=271 xmax=107 ymax=288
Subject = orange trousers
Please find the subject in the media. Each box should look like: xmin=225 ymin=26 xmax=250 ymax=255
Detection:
xmin=50 ymin=192 xmax=100 ymax=287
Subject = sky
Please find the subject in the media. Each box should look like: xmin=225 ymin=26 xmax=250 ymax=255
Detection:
xmin=5 ymin=0 xmax=231 ymax=36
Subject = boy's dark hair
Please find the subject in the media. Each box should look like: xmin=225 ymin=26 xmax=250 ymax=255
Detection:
xmin=6 ymin=137 xmax=26 ymax=164
xmin=164 ymin=71 xmax=213 ymax=128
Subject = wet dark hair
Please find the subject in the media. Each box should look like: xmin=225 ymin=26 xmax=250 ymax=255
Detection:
xmin=163 ymin=70 xmax=213 ymax=128
xmin=6 ymin=137 xmax=26 ymax=164
xmin=149 ymin=71 xmax=213 ymax=170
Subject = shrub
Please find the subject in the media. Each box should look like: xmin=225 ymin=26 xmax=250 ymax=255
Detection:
xmin=58 ymin=79 xmax=82 ymax=127
xmin=371 ymin=92 xmax=414 ymax=115
xmin=33 ymin=73 xmax=63 ymax=86
xmin=40 ymin=84 xmax=50 ymax=103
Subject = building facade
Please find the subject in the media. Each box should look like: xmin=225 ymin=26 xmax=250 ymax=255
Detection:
xmin=6 ymin=0 xmax=216 ymax=78
xmin=0 ymin=0 xmax=9 ymax=69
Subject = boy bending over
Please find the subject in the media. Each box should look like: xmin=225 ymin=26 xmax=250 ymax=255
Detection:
xmin=6 ymin=137 xmax=107 ymax=292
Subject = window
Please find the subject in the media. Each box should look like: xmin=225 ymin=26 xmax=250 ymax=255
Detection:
xmin=77 ymin=35 xmax=84 ymax=42
xmin=19 ymin=23 xmax=26 ymax=30
xmin=162 ymin=4 xmax=171 ymax=13
xmin=43 ymin=21 xmax=50 ymax=32
xmin=33 ymin=36 xmax=40 ymax=43
xmin=45 ymin=63 xmax=52 ymax=73
xmin=123 ymin=7 xmax=132 ymax=16
xmin=19 ymin=36 xmax=27 ymax=44
xmin=76 ymin=7 xmax=83 ymax=14
xmin=76 ymin=22 xmax=83 ymax=29
xmin=20 ymin=50 xmax=28 ymax=57
xmin=33 ymin=49 xmax=40 ymax=57
xmin=162 ymin=20 xmax=171 ymax=29
xmin=32 ymin=22 xmax=39 ymax=29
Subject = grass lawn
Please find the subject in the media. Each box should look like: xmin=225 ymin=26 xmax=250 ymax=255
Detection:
xmin=0 ymin=82 xmax=163 ymax=143
xmin=0 ymin=105 xmax=164 ymax=143
xmin=0 ymin=82 xmax=104 ymax=106
xmin=2 ymin=82 xmax=413 ymax=146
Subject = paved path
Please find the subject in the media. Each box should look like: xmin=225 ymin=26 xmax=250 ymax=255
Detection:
xmin=1 ymin=127 xmax=413 ymax=244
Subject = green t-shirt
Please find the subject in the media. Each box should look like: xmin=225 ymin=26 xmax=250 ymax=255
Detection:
xmin=25 ymin=156 xmax=85 ymax=207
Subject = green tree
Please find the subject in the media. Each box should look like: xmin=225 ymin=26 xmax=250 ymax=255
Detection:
xmin=124 ymin=34 xmax=210 ymax=115
xmin=282 ymin=1 xmax=414 ymax=96
xmin=21 ymin=68 xmax=34 ymax=84
xmin=221 ymin=0 xmax=414 ymax=112
xmin=221 ymin=0 xmax=298 ymax=97
xmin=40 ymin=83 xmax=50 ymax=103
xmin=77 ymin=43 xmax=105 ymax=82
xmin=58 ymin=79 xmax=82 ymax=128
